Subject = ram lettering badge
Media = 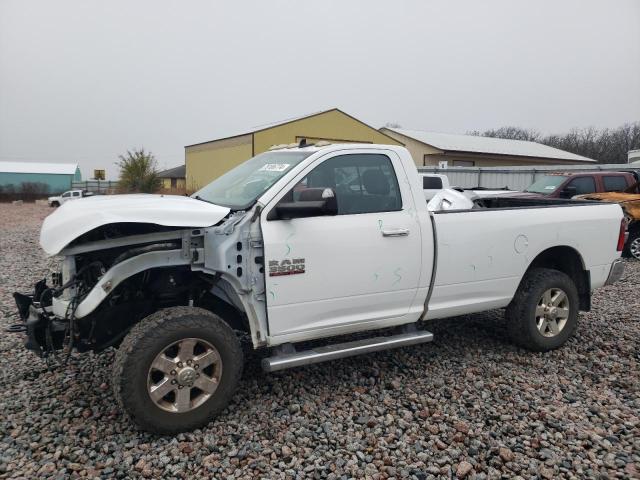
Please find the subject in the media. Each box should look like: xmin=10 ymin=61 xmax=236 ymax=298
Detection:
xmin=269 ymin=258 xmax=305 ymax=276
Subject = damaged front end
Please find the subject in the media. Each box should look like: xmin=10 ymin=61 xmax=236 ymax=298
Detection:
xmin=10 ymin=194 xmax=269 ymax=359
xmin=10 ymin=229 xmax=198 ymax=358
xmin=8 ymin=218 xmax=259 ymax=359
xmin=10 ymin=253 xmax=112 ymax=358
xmin=12 ymin=277 xmax=72 ymax=357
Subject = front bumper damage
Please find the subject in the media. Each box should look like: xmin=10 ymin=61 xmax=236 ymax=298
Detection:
xmin=10 ymin=279 xmax=66 ymax=356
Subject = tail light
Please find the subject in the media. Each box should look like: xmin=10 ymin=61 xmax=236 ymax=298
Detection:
xmin=617 ymin=218 xmax=627 ymax=252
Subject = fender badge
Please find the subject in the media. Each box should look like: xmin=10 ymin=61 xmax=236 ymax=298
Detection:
xmin=269 ymin=258 xmax=305 ymax=277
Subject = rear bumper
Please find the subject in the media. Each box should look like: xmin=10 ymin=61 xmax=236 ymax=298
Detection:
xmin=605 ymin=259 xmax=625 ymax=286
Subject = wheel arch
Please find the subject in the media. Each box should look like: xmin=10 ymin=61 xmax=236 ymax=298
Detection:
xmin=524 ymin=245 xmax=591 ymax=311
xmin=198 ymin=276 xmax=251 ymax=334
xmin=73 ymin=261 xmax=251 ymax=352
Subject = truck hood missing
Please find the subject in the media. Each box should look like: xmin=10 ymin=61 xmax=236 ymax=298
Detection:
xmin=40 ymin=194 xmax=230 ymax=255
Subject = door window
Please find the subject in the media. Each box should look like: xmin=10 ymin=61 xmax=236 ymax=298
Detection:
xmin=603 ymin=176 xmax=628 ymax=192
xmin=566 ymin=177 xmax=596 ymax=195
xmin=72 ymin=191 xmax=80 ymax=197
xmin=62 ymin=192 xmax=71 ymax=198
xmin=285 ymin=154 xmax=402 ymax=215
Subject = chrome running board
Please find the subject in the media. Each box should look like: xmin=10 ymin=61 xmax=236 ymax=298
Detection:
xmin=262 ymin=328 xmax=434 ymax=372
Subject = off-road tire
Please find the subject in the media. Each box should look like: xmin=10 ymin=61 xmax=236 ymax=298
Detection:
xmin=623 ymin=228 xmax=640 ymax=260
xmin=113 ymin=306 xmax=243 ymax=434
xmin=506 ymin=268 xmax=579 ymax=352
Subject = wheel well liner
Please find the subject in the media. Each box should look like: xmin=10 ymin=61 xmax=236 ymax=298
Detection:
xmin=76 ymin=263 xmax=250 ymax=352
xmin=525 ymin=246 xmax=591 ymax=311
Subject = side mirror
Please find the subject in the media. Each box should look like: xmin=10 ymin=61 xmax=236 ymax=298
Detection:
xmin=269 ymin=188 xmax=338 ymax=220
xmin=560 ymin=186 xmax=577 ymax=198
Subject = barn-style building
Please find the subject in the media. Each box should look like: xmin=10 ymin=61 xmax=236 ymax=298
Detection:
xmin=184 ymin=109 xmax=401 ymax=192
xmin=0 ymin=161 xmax=81 ymax=194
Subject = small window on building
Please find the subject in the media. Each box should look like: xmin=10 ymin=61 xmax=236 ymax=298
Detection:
xmin=566 ymin=176 xmax=596 ymax=195
xmin=423 ymin=176 xmax=443 ymax=189
xmin=603 ymin=176 xmax=628 ymax=192
xmin=452 ymin=160 xmax=475 ymax=167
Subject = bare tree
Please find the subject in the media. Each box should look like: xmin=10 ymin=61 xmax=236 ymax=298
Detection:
xmin=471 ymin=122 xmax=640 ymax=164
xmin=469 ymin=126 xmax=541 ymax=142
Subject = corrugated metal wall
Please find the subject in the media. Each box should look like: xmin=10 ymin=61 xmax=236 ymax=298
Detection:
xmin=418 ymin=164 xmax=640 ymax=191
xmin=0 ymin=172 xmax=74 ymax=193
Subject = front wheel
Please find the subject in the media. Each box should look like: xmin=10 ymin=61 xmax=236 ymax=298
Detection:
xmin=506 ymin=268 xmax=579 ymax=352
xmin=113 ymin=307 xmax=243 ymax=434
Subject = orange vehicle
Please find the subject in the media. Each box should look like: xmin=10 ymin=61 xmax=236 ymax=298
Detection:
xmin=577 ymin=181 xmax=640 ymax=259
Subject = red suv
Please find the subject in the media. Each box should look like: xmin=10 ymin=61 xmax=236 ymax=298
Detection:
xmin=523 ymin=171 xmax=639 ymax=198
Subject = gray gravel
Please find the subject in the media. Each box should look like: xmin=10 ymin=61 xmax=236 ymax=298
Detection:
xmin=1 ymin=203 xmax=639 ymax=479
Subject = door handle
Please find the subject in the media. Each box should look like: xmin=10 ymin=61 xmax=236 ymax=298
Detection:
xmin=381 ymin=228 xmax=409 ymax=237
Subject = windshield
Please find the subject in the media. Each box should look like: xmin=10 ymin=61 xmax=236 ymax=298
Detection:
xmin=192 ymin=150 xmax=313 ymax=209
xmin=525 ymin=175 xmax=567 ymax=194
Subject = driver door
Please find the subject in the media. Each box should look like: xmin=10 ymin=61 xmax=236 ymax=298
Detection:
xmin=261 ymin=149 xmax=423 ymax=341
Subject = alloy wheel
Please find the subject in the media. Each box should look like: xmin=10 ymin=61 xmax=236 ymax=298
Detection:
xmin=630 ymin=236 xmax=640 ymax=260
xmin=147 ymin=338 xmax=223 ymax=413
xmin=535 ymin=288 xmax=570 ymax=338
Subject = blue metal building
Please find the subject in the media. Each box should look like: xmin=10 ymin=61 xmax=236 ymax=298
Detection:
xmin=0 ymin=162 xmax=82 ymax=194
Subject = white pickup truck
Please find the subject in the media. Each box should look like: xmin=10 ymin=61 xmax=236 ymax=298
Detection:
xmin=47 ymin=189 xmax=93 ymax=207
xmin=13 ymin=143 xmax=626 ymax=433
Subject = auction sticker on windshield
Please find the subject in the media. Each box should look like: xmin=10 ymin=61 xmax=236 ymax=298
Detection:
xmin=260 ymin=163 xmax=290 ymax=172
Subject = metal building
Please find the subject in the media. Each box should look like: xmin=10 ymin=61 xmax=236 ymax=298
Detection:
xmin=380 ymin=128 xmax=596 ymax=168
xmin=418 ymin=163 xmax=640 ymax=191
xmin=184 ymin=108 xmax=402 ymax=192
xmin=0 ymin=161 xmax=81 ymax=194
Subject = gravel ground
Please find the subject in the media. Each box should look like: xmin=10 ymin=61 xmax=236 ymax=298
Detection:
xmin=0 ymin=203 xmax=638 ymax=480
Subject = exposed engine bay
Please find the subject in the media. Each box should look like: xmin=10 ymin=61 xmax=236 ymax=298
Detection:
xmin=13 ymin=211 xmax=267 ymax=359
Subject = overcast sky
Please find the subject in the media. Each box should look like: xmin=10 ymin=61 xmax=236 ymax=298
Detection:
xmin=1 ymin=0 xmax=639 ymax=179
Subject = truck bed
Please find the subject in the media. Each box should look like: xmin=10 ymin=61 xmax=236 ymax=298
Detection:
xmin=426 ymin=199 xmax=622 ymax=320
xmin=478 ymin=196 xmax=598 ymax=209
xmin=433 ymin=196 xmax=600 ymax=212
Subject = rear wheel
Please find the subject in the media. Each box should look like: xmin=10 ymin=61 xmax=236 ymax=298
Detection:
xmin=113 ymin=306 xmax=243 ymax=434
xmin=506 ymin=268 xmax=579 ymax=351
